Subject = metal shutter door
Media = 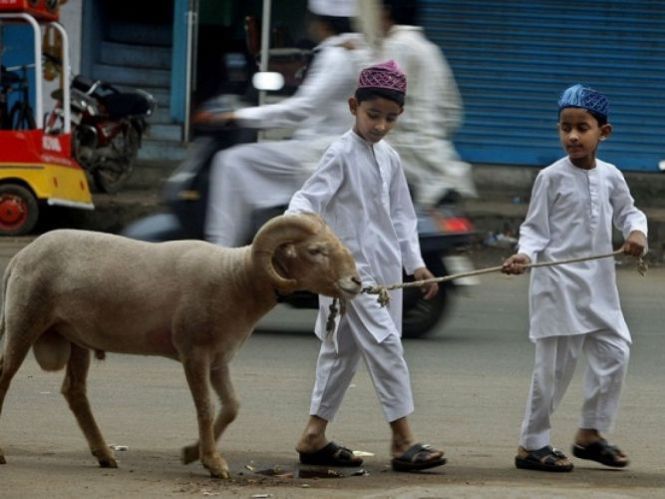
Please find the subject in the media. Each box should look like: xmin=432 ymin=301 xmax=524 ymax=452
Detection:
xmin=421 ymin=0 xmax=665 ymax=172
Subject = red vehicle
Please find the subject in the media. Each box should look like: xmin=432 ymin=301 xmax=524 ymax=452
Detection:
xmin=0 ymin=9 xmax=93 ymax=236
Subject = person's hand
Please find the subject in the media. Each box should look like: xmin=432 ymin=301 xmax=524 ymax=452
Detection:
xmin=623 ymin=231 xmax=647 ymax=257
xmin=413 ymin=267 xmax=438 ymax=300
xmin=502 ymin=253 xmax=531 ymax=275
xmin=192 ymin=110 xmax=236 ymax=125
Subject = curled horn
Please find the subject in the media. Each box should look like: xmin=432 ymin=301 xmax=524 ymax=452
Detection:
xmin=252 ymin=213 xmax=324 ymax=291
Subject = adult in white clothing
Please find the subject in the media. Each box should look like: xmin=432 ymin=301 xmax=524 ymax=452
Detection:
xmin=378 ymin=0 xmax=476 ymax=206
xmin=203 ymin=0 xmax=368 ymax=247
xmin=503 ymin=84 xmax=647 ymax=472
xmin=289 ymin=60 xmax=446 ymax=472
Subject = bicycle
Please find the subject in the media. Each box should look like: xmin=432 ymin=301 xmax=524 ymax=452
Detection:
xmin=0 ymin=64 xmax=36 ymax=130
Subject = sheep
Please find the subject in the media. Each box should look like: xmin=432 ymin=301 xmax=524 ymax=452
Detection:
xmin=0 ymin=213 xmax=361 ymax=478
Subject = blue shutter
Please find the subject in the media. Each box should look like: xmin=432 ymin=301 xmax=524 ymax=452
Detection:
xmin=421 ymin=0 xmax=665 ymax=172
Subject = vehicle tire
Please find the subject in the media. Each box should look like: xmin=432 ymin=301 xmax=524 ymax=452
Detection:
xmin=0 ymin=184 xmax=39 ymax=236
xmin=401 ymin=256 xmax=453 ymax=339
xmin=93 ymin=127 xmax=139 ymax=194
xmin=93 ymin=161 xmax=133 ymax=194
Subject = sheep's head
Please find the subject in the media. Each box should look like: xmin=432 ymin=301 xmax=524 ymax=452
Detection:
xmin=252 ymin=213 xmax=361 ymax=299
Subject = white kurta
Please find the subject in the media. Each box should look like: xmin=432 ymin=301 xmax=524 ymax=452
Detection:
xmin=205 ymin=34 xmax=369 ymax=247
xmin=518 ymin=157 xmax=648 ymax=342
xmin=287 ymin=129 xmax=425 ymax=342
xmin=380 ymin=25 xmax=477 ymax=204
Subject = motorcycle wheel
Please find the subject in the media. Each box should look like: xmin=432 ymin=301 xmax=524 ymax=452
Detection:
xmin=401 ymin=256 xmax=453 ymax=339
xmin=0 ymin=184 xmax=39 ymax=236
xmin=93 ymin=126 xmax=140 ymax=194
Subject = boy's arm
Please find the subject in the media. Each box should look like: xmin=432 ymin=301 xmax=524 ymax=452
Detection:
xmin=516 ymin=172 xmax=552 ymax=263
xmin=611 ymin=172 xmax=648 ymax=255
xmin=388 ymin=164 xmax=438 ymax=298
xmin=234 ymin=48 xmax=351 ymax=129
xmin=502 ymin=172 xmax=551 ymax=274
xmin=388 ymin=160 xmax=425 ymax=275
xmin=286 ymin=150 xmax=343 ymax=215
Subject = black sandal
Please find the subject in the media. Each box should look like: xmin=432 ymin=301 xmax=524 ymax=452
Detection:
xmin=572 ymin=440 xmax=629 ymax=468
xmin=298 ymin=441 xmax=363 ymax=467
xmin=515 ymin=446 xmax=574 ymax=472
xmin=391 ymin=443 xmax=447 ymax=472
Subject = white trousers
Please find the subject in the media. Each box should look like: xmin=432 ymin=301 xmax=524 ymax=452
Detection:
xmin=205 ymin=141 xmax=312 ymax=247
xmin=310 ymin=313 xmax=414 ymax=423
xmin=519 ymin=329 xmax=630 ymax=450
xmin=389 ymin=138 xmax=477 ymax=206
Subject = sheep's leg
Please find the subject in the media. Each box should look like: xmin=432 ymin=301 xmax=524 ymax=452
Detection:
xmin=182 ymin=362 xmax=239 ymax=465
xmin=61 ymin=344 xmax=117 ymax=468
xmin=182 ymin=353 xmax=230 ymax=479
xmin=0 ymin=334 xmax=34 ymax=465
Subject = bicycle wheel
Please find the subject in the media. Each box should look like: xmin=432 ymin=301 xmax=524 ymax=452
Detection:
xmin=9 ymin=101 xmax=36 ymax=130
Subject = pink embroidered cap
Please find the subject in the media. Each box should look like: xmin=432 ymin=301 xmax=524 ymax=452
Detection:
xmin=357 ymin=60 xmax=407 ymax=94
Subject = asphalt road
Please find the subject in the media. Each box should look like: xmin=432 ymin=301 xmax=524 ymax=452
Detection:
xmin=0 ymin=237 xmax=663 ymax=498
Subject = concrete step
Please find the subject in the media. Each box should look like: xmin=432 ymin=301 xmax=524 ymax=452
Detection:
xmin=138 ymin=139 xmax=187 ymax=162
xmin=147 ymin=123 xmax=182 ymax=142
xmin=92 ymin=63 xmax=171 ymax=89
xmin=148 ymin=107 xmax=173 ymax=124
xmin=99 ymin=41 xmax=172 ymax=70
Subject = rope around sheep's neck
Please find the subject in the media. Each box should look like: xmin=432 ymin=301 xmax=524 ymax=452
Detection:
xmin=326 ymin=249 xmax=647 ymax=336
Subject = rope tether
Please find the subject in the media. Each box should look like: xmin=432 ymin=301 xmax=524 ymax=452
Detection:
xmin=325 ymin=249 xmax=646 ymax=336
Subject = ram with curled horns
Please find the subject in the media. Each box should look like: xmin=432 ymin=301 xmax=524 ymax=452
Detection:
xmin=0 ymin=213 xmax=361 ymax=478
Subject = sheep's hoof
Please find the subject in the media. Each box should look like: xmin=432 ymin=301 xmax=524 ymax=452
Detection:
xmin=210 ymin=469 xmax=230 ymax=479
xmin=181 ymin=444 xmax=199 ymax=465
xmin=0 ymin=453 xmax=6 ymax=465
xmin=93 ymin=450 xmax=118 ymax=468
xmin=202 ymin=455 xmax=230 ymax=480
xmin=98 ymin=457 xmax=118 ymax=468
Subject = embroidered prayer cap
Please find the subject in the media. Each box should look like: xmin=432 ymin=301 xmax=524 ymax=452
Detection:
xmin=308 ymin=0 xmax=357 ymax=17
xmin=357 ymin=59 xmax=407 ymax=94
xmin=558 ymin=84 xmax=609 ymax=118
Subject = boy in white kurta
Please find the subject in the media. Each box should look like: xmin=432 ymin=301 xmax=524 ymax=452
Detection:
xmin=503 ymin=84 xmax=648 ymax=472
xmin=288 ymin=60 xmax=446 ymax=472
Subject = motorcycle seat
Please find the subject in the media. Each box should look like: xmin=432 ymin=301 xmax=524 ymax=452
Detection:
xmin=102 ymin=92 xmax=153 ymax=119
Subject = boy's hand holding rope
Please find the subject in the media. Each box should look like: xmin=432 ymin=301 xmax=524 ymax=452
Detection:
xmin=325 ymin=248 xmax=647 ymax=336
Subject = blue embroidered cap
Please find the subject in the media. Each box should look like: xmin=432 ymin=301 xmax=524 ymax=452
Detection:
xmin=558 ymin=84 xmax=609 ymax=118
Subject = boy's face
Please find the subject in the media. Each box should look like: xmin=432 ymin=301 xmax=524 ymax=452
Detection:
xmin=349 ymin=96 xmax=403 ymax=144
xmin=558 ymin=107 xmax=612 ymax=168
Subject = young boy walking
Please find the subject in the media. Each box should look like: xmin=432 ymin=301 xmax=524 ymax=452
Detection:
xmin=287 ymin=60 xmax=446 ymax=472
xmin=502 ymin=84 xmax=648 ymax=472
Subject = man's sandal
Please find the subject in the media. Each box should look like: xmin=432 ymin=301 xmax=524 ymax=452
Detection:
xmin=515 ymin=446 xmax=574 ymax=472
xmin=572 ymin=440 xmax=629 ymax=468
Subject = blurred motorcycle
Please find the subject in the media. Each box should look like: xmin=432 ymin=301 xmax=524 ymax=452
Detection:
xmin=46 ymin=75 xmax=156 ymax=193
